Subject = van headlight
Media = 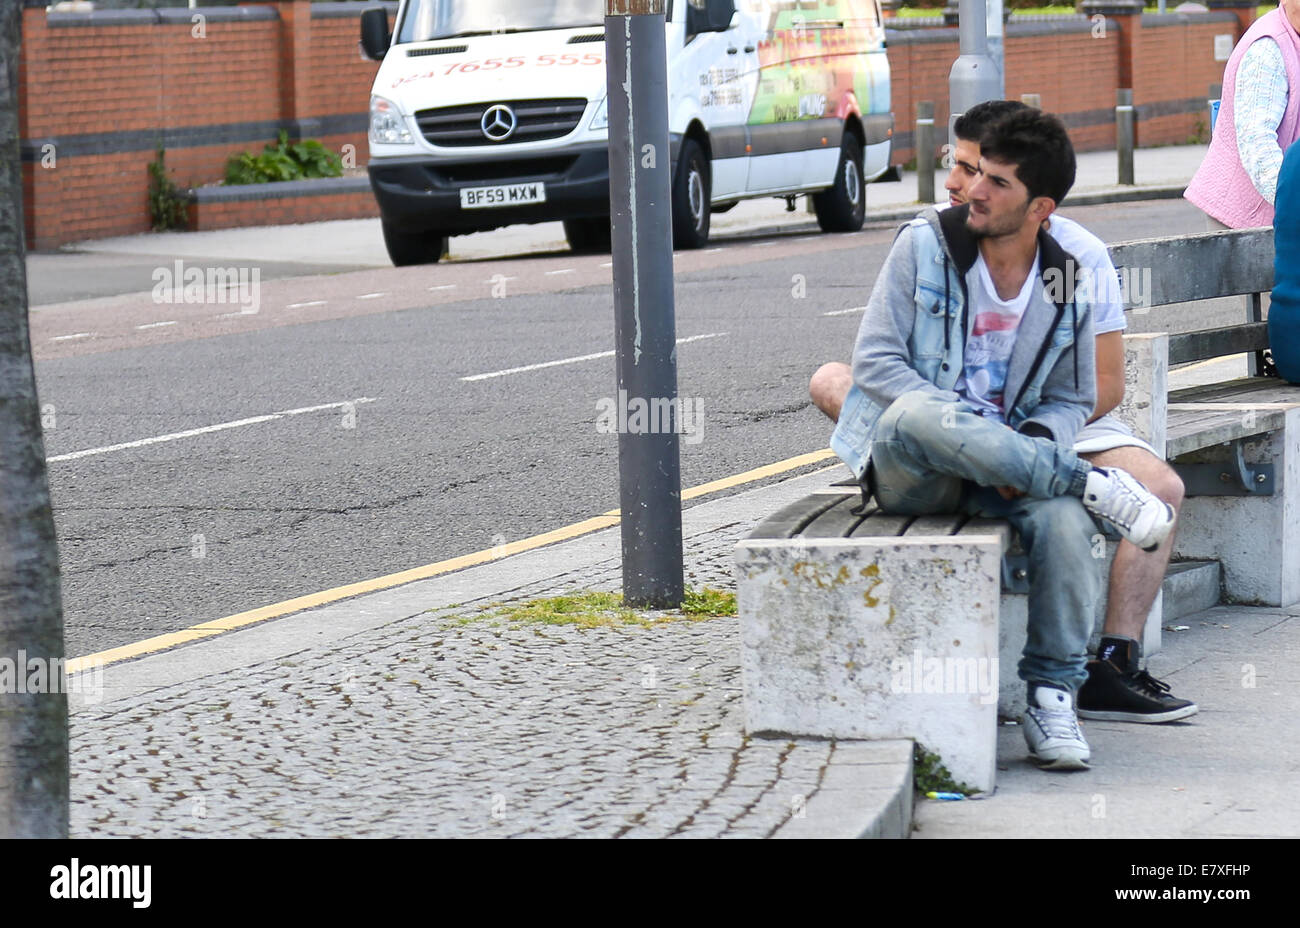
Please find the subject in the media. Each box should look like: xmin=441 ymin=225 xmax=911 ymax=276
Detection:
xmin=370 ymin=95 xmax=413 ymax=145
xmin=589 ymin=97 xmax=609 ymax=131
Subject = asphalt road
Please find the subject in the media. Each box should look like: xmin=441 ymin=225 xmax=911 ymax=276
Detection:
xmin=31 ymin=198 xmax=1226 ymax=657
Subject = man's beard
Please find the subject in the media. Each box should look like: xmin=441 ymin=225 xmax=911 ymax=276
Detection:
xmin=966 ymin=200 xmax=1031 ymax=239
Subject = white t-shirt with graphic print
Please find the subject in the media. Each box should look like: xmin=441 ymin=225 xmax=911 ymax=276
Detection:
xmin=955 ymin=249 xmax=1040 ymax=423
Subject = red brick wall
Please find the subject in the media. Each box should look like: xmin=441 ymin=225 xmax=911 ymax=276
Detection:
xmin=1134 ymin=16 xmax=1235 ymax=146
xmin=18 ymin=2 xmax=386 ymax=249
xmin=16 ymin=5 xmax=1254 ymax=248
xmin=889 ymin=25 xmax=1122 ymax=166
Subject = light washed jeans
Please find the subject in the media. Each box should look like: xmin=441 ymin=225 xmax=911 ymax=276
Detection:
xmin=868 ymin=390 xmax=1101 ymax=693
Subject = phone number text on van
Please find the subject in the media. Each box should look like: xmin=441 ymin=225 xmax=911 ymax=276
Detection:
xmin=391 ymin=53 xmax=604 ymax=88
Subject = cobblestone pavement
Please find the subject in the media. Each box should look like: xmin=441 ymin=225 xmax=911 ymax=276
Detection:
xmin=69 ymin=510 xmax=841 ymax=838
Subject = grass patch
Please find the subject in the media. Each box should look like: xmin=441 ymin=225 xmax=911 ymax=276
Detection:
xmin=913 ymin=743 xmax=977 ymax=796
xmin=487 ymin=587 xmax=738 ymax=629
xmin=681 ymin=587 xmax=738 ymax=616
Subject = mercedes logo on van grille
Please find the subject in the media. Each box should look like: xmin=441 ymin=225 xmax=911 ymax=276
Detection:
xmin=480 ymin=104 xmax=517 ymax=142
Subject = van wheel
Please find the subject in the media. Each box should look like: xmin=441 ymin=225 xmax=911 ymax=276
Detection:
xmin=813 ymin=132 xmax=866 ymax=233
xmin=672 ymin=138 xmax=711 ymax=249
xmin=382 ymin=221 xmax=447 ymax=266
xmin=564 ymin=216 xmax=612 ymax=254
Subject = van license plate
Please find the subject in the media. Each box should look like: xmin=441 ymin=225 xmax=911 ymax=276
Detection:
xmin=460 ymin=183 xmax=547 ymax=209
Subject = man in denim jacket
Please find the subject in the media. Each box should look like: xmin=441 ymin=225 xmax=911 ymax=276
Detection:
xmin=828 ymin=109 xmax=1175 ymax=769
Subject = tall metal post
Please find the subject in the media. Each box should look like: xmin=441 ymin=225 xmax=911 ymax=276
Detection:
xmin=605 ymin=0 xmax=684 ymax=608
xmin=916 ymin=101 xmax=936 ymax=205
xmin=986 ymin=0 xmax=1006 ymax=100
xmin=1116 ymin=88 xmax=1135 ymax=186
xmin=948 ymin=0 xmax=1002 ymax=145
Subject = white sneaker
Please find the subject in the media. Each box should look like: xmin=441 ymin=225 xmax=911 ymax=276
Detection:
xmin=1022 ymin=684 xmax=1091 ymax=770
xmin=1082 ymin=466 xmax=1175 ymax=552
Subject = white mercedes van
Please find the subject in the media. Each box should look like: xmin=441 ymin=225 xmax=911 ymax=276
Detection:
xmin=360 ymin=0 xmax=892 ymax=265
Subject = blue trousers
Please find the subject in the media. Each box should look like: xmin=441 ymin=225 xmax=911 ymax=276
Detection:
xmin=868 ymin=391 xmax=1101 ymax=693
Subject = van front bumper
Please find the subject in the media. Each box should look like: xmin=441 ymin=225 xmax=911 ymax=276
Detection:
xmin=368 ymin=143 xmax=614 ymax=235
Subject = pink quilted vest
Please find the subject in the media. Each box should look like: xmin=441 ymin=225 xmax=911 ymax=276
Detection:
xmin=1185 ymin=9 xmax=1300 ymax=228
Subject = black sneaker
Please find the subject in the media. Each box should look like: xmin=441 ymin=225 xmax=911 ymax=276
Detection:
xmin=1077 ymin=637 xmax=1198 ymax=723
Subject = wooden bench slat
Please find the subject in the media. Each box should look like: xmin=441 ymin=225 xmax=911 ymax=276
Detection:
xmin=1168 ymin=322 xmax=1270 ymax=366
xmin=1108 ymin=229 xmax=1274 ymax=310
xmin=749 ymin=492 xmax=850 ymax=539
xmin=1166 ymin=406 xmax=1289 ymax=458
xmin=904 ymin=514 xmax=967 ymax=536
xmin=802 ymin=495 xmax=871 ymax=538
xmin=1171 ymin=378 xmax=1300 ymax=406
xmin=850 ymin=511 xmax=915 ymax=538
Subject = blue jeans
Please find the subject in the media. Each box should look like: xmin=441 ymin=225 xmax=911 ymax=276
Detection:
xmin=868 ymin=391 xmax=1100 ymax=693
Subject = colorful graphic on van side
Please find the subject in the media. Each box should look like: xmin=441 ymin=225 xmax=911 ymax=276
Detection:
xmin=738 ymin=0 xmax=887 ymax=126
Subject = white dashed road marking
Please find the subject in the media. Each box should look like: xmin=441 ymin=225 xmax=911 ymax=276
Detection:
xmin=461 ymin=332 xmax=728 ymax=382
xmin=48 ymin=398 xmax=379 ymax=463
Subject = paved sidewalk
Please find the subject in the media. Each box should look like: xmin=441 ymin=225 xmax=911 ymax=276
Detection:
xmin=915 ymin=601 xmax=1300 ymax=838
xmin=64 ymin=458 xmax=1298 ymax=838
xmin=66 ymin=466 xmax=909 ymax=839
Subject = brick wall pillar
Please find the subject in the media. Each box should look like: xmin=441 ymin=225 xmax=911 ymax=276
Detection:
xmin=19 ymin=5 xmax=63 ymax=250
xmin=277 ymin=0 xmax=320 ymax=139
xmin=1080 ymin=0 xmax=1144 ymax=91
xmin=1207 ymin=0 xmax=1260 ymax=44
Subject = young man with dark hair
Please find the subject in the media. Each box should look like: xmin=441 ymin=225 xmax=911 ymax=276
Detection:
xmin=813 ymin=107 xmax=1176 ymax=769
xmin=811 ymin=101 xmax=1197 ymax=726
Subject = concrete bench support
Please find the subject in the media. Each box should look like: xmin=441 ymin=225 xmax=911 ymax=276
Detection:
xmin=736 ymin=534 xmax=1004 ymax=794
xmin=1171 ymin=409 xmax=1300 ymax=606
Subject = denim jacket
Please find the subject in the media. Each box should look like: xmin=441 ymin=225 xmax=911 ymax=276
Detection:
xmin=831 ymin=205 xmax=1097 ymax=479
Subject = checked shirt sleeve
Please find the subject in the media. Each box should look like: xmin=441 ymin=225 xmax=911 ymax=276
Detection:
xmin=1234 ymin=37 xmax=1290 ymax=206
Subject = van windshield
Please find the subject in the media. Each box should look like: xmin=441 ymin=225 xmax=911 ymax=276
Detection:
xmin=397 ymin=1 xmax=606 ymax=43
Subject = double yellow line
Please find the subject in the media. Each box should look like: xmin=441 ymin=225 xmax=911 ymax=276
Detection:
xmin=66 ymin=449 xmax=838 ymax=674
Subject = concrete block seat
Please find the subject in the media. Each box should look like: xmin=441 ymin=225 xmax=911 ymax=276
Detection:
xmin=737 ymin=486 xmax=1017 ymax=795
xmin=1165 ymin=378 xmax=1300 ymax=606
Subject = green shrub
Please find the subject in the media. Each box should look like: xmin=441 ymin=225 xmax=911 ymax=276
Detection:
xmin=147 ymin=145 xmax=188 ymax=231
xmin=224 ymin=131 xmax=344 ymax=186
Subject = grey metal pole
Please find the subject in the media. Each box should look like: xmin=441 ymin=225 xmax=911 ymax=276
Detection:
xmin=949 ymin=0 xmax=1001 ymax=146
xmin=986 ymin=0 xmax=1006 ymax=100
xmin=916 ymin=101 xmax=936 ymax=205
xmin=1116 ymin=88 xmax=1135 ymax=186
xmin=605 ymin=0 xmax=683 ymax=608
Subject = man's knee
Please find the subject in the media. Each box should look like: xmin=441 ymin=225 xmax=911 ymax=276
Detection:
xmin=809 ymin=362 xmax=851 ymax=421
xmin=876 ymin=389 xmax=946 ymax=440
xmin=1085 ymin=448 xmax=1185 ymax=511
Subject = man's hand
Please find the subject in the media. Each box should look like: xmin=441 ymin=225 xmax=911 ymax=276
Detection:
xmin=996 ymin=485 xmax=1025 ymax=500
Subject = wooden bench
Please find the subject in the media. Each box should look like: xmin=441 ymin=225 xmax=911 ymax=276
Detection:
xmin=736 ymin=227 xmax=1299 ymax=795
xmin=1109 ymin=227 xmax=1300 ymax=606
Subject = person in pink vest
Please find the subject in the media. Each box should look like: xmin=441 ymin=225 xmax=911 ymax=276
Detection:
xmin=1185 ymin=0 xmax=1300 ymax=229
